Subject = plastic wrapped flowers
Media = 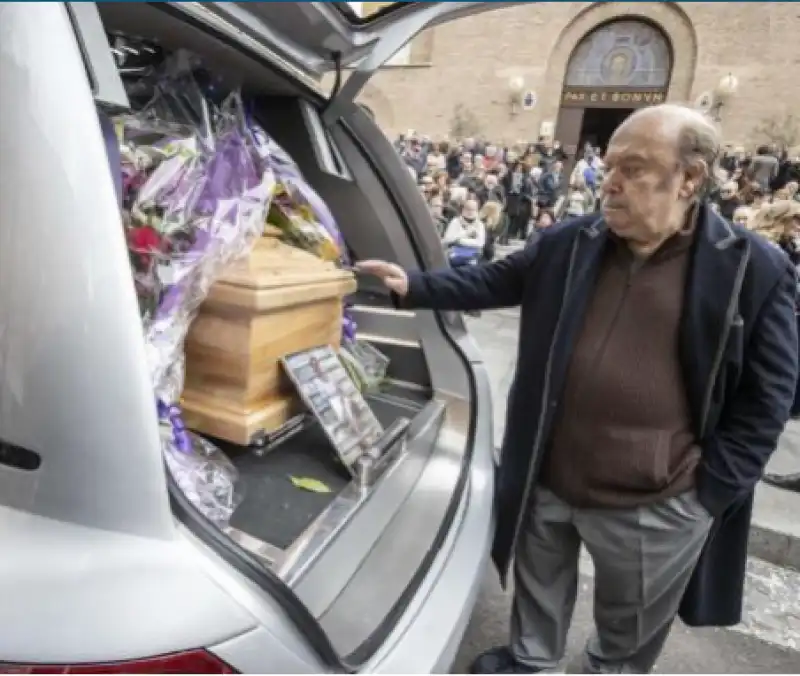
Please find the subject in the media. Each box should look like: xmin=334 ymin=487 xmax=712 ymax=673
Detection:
xmin=116 ymin=55 xmax=277 ymax=528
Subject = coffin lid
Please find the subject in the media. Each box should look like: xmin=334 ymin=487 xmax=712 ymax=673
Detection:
xmin=215 ymin=229 xmax=356 ymax=293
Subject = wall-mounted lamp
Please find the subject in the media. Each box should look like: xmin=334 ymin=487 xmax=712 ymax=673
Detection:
xmin=710 ymin=72 xmax=738 ymax=121
xmin=508 ymin=76 xmax=525 ymax=116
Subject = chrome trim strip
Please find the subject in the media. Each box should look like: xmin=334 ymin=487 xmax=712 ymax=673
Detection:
xmin=383 ymin=378 xmax=430 ymax=393
xmin=278 ymin=399 xmax=445 ymax=590
xmin=225 ymin=527 xmax=286 ymax=568
xmin=356 ymin=332 xmax=420 ymax=348
xmin=351 ymin=305 xmax=416 ymax=318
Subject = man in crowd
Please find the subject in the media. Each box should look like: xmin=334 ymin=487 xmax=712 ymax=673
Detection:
xmin=751 ymin=144 xmax=779 ymax=193
xmin=538 ymin=160 xmax=563 ymax=210
xmin=366 ymin=103 xmax=797 ymax=674
xmin=477 ymin=172 xmax=506 ymax=208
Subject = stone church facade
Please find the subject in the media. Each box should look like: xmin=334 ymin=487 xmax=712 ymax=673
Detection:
xmin=348 ymin=2 xmax=800 ymax=151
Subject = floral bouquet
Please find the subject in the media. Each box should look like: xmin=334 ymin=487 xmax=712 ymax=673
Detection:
xmin=117 ymin=56 xmax=276 ymax=527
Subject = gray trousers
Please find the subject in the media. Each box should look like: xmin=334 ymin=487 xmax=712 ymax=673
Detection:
xmin=511 ymin=486 xmax=713 ymax=674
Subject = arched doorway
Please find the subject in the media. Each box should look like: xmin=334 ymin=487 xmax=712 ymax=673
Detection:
xmin=554 ymin=19 xmax=673 ymax=162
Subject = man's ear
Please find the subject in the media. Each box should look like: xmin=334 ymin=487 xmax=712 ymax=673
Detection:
xmin=682 ymin=159 xmax=708 ymax=200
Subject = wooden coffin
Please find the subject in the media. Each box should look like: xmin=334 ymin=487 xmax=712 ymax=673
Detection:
xmin=181 ymin=228 xmax=357 ymax=445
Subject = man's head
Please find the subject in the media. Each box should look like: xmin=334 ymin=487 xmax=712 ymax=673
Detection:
xmin=420 ymin=174 xmax=434 ymax=194
xmin=460 ymin=152 xmax=473 ymax=171
xmin=485 ymin=173 xmax=499 ymax=189
xmin=601 ymin=104 xmax=720 ymax=251
xmin=732 ymin=206 xmax=751 ymax=227
xmin=536 ymin=209 xmax=555 ymax=229
xmin=461 ymin=198 xmax=479 ymax=222
xmin=719 ymin=181 xmax=738 ymax=201
xmin=449 ymin=185 xmax=468 ymax=207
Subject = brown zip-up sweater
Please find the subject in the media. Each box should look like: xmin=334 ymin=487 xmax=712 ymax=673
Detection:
xmin=540 ymin=225 xmax=700 ymax=508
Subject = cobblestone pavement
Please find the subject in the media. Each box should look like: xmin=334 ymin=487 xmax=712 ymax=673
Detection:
xmin=453 ymin=309 xmax=800 ymax=673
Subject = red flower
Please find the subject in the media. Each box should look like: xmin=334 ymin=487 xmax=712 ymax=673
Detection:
xmin=128 ymin=226 xmax=163 ymax=254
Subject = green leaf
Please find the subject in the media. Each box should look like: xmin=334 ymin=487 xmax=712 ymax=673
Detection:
xmin=290 ymin=476 xmax=332 ymax=494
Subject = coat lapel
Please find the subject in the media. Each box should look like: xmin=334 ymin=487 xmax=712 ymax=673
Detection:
xmin=679 ymin=204 xmax=750 ymax=436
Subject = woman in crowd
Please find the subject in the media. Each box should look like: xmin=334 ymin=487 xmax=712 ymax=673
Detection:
xmin=426 ymin=189 xmax=449 ymax=238
xmin=479 ymin=200 xmax=503 ymax=262
xmin=501 ymin=159 xmax=535 ymax=243
xmin=564 ymin=174 xmax=594 ymax=218
xmin=426 ymin=142 xmax=448 ymax=173
xmin=442 ymin=197 xmax=486 ymax=266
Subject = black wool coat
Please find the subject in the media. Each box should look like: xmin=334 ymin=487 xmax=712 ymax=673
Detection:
xmin=402 ymin=204 xmax=798 ymax=626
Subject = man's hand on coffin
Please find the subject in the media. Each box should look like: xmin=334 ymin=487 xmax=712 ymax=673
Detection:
xmin=354 ymin=260 xmax=409 ymax=296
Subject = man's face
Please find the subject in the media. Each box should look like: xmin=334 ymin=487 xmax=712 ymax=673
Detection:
xmin=720 ymin=184 xmax=737 ymax=201
xmin=461 ymin=199 xmax=479 ymax=221
xmin=601 ymin=116 xmax=694 ymax=246
xmin=420 ymin=175 xmax=434 ymax=194
xmin=732 ymin=210 xmax=749 ymax=226
xmin=461 ymin=153 xmax=473 ymax=170
xmin=485 ymin=174 xmax=498 ymax=189
xmin=537 ymin=212 xmax=554 ymax=229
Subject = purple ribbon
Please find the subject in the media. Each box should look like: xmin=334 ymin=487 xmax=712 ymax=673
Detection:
xmin=342 ymin=309 xmax=357 ymax=344
xmin=158 ymin=400 xmax=192 ymax=453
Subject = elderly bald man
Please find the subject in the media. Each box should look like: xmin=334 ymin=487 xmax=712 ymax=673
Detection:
xmin=357 ymin=104 xmax=798 ymax=674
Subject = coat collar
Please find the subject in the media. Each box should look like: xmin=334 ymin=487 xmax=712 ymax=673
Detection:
xmin=578 ymin=201 xmax=740 ymax=251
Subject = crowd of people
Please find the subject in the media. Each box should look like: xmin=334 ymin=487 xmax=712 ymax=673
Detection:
xmin=709 ymin=145 xmax=800 ymax=260
xmin=395 ymin=134 xmax=607 ymax=262
xmin=396 ymin=132 xmax=800 ymax=269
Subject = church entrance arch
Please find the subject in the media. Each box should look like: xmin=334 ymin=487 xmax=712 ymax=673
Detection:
xmin=554 ymin=19 xmax=673 ymax=167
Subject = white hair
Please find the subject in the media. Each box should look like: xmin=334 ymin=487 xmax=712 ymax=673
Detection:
xmin=623 ymin=104 xmax=722 ymax=201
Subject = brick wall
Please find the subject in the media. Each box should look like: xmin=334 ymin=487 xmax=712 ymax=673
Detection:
xmin=337 ymin=2 xmax=800 ymax=149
